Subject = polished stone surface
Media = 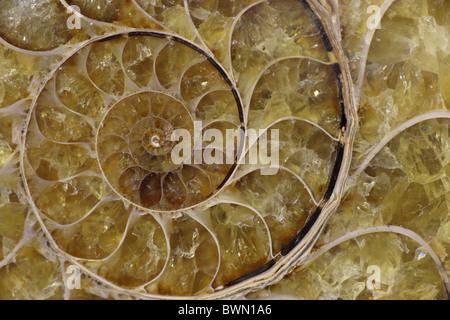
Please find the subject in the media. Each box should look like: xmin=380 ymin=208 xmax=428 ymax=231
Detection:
xmin=0 ymin=0 xmax=448 ymax=300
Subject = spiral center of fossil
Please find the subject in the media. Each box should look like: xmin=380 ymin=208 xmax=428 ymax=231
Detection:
xmin=143 ymin=128 xmax=173 ymax=155
xmin=151 ymin=134 xmax=161 ymax=147
xmin=89 ymin=29 xmax=244 ymax=213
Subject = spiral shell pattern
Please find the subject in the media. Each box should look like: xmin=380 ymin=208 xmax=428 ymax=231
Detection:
xmin=0 ymin=0 xmax=386 ymax=299
xmin=0 ymin=0 xmax=448 ymax=301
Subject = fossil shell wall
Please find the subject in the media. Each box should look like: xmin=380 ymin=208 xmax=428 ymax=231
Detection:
xmin=0 ymin=0 xmax=448 ymax=300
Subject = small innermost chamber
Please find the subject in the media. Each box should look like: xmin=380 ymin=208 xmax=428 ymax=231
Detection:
xmin=143 ymin=128 xmax=173 ymax=156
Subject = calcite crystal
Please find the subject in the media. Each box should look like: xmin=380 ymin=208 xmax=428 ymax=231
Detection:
xmin=0 ymin=0 xmax=448 ymax=300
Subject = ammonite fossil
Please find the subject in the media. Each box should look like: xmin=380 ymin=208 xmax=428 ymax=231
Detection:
xmin=0 ymin=0 xmax=448 ymax=300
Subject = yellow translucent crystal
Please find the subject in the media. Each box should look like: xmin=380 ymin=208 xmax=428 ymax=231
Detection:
xmin=0 ymin=0 xmax=448 ymax=301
